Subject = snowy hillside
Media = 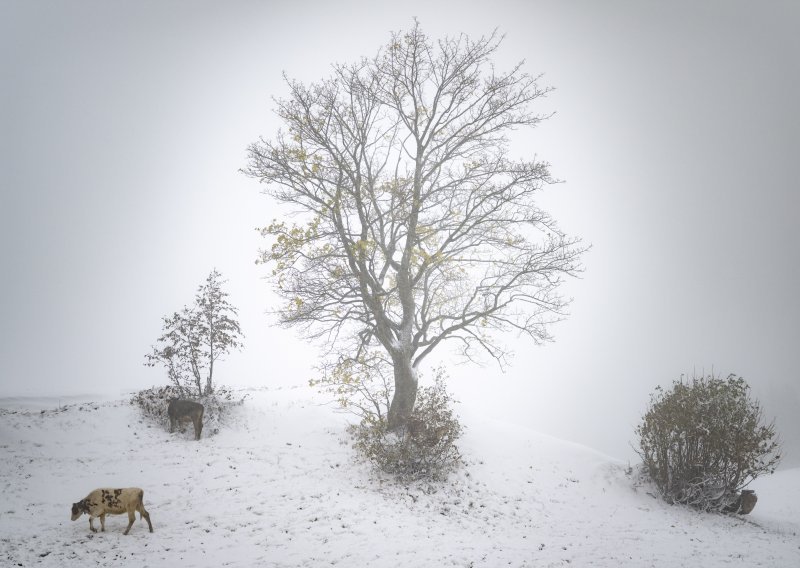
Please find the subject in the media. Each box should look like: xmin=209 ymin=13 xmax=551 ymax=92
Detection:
xmin=1 ymin=387 xmax=797 ymax=567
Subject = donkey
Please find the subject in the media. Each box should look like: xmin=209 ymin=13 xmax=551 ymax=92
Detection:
xmin=167 ymin=399 xmax=204 ymax=440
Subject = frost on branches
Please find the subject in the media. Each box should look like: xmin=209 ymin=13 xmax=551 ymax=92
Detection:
xmin=246 ymin=22 xmax=585 ymax=432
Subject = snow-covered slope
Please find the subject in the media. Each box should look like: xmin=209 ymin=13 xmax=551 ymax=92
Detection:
xmin=1 ymin=388 xmax=797 ymax=567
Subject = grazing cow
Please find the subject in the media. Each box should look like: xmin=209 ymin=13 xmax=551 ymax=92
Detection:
xmin=167 ymin=399 xmax=204 ymax=440
xmin=71 ymin=487 xmax=153 ymax=535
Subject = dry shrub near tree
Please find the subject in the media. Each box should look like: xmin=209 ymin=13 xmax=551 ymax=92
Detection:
xmin=312 ymin=353 xmax=465 ymax=481
xmin=349 ymin=368 xmax=463 ymax=482
xmin=636 ymin=373 xmax=781 ymax=512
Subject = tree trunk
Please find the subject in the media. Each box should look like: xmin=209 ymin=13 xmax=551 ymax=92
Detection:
xmin=204 ymin=362 xmax=213 ymax=395
xmin=386 ymin=354 xmax=418 ymax=431
xmin=205 ymin=329 xmax=214 ymax=395
xmin=192 ymin=373 xmax=202 ymax=398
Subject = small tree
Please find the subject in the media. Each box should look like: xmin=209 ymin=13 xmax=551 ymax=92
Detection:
xmin=636 ymin=373 xmax=781 ymax=512
xmin=145 ymin=270 xmax=244 ymax=397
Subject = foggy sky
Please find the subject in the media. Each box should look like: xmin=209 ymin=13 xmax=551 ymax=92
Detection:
xmin=1 ymin=0 xmax=798 ymax=463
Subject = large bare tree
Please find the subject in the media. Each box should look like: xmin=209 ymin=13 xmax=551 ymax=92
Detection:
xmin=246 ymin=23 xmax=585 ymax=430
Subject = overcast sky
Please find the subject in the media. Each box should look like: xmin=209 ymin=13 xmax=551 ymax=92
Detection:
xmin=1 ymin=0 xmax=798 ymax=463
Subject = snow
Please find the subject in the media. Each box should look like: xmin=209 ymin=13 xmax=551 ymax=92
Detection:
xmin=1 ymin=387 xmax=797 ymax=567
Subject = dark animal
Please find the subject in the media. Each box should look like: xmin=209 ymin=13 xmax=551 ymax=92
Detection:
xmin=724 ymin=489 xmax=758 ymax=514
xmin=70 ymin=487 xmax=153 ymax=535
xmin=167 ymin=399 xmax=204 ymax=440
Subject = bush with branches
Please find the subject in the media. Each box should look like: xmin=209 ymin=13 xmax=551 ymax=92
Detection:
xmin=636 ymin=373 xmax=781 ymax=512
xmin=131 ymin=384 xmax=246 ymax=438
xmin=144 ymin=269 xmax=243 ymax=397
xmin=349 ymin=368 xmax=464 ymax=482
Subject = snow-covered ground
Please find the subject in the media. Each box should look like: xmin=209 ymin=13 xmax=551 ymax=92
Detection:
xmin=1 ymin=387 xmax=797 ymax=567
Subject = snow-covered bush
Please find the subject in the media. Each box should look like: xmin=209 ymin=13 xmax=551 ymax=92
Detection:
xmin=636 ymin=373 xmax=781 ymax=512
xmin=131 ymin=384 xmax=246 ymax=438
xmin=350 ymin=371 xmax=463 ymax=482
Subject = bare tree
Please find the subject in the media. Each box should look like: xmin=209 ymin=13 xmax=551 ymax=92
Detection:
xmin=246 ymin=23 xmax=585 ymax=430
xmin=145 ymin=269 xmax=244 ymax=397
